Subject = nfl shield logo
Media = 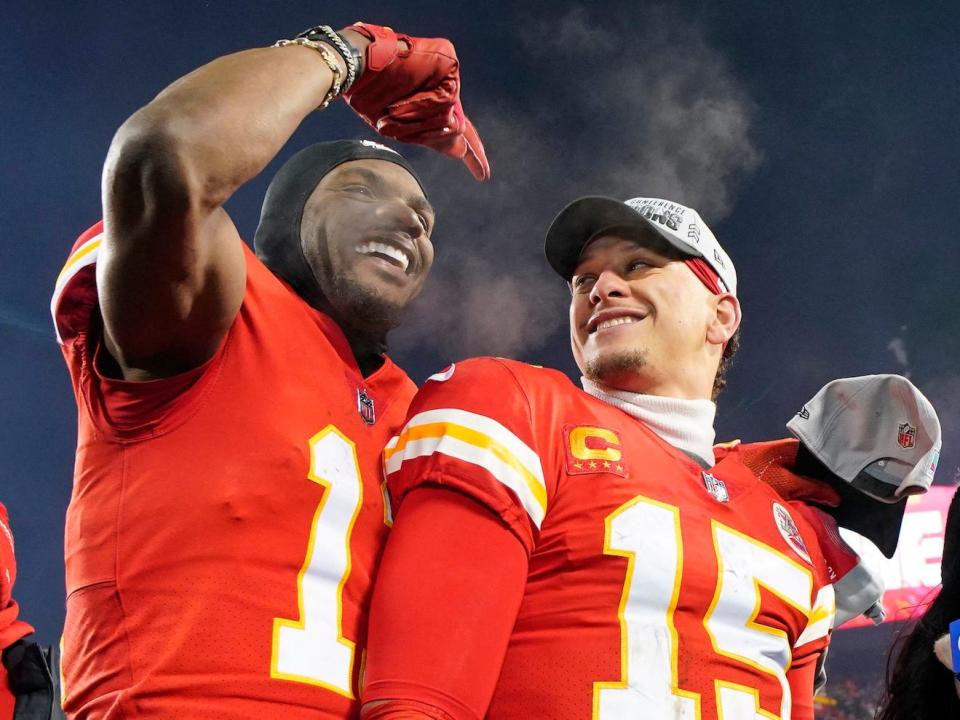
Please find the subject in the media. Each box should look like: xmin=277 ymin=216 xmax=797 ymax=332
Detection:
xmin=897 ymin=422 xmax=916 ymax=449
xmin=357 ymin=389 xmax=376 ymax=425
xmin=702 ymin=472 xmax=729 ymax=503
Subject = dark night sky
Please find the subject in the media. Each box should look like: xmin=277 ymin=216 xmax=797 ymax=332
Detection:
xmin=3 ymin=0 xmax=959 ymax=690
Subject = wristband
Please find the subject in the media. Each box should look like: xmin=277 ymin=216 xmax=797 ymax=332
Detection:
xmin=336 ymin=31 xmax=364 ymax=79
xmin=295 ymin=25 xmax=360 ymax=91
xmin=273 ymin=37 xmax=344 ymax=109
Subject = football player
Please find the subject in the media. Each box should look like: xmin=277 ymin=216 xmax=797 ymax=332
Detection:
xmin=0 ymin=502 xmax=31 ymax=719
xmin=1 ymin=503 xmax=63 ymax=720
xmin=362 ymin=197 xmax=891 ymax=719
xmin=52 ymin=22 xmax=486 ymax=719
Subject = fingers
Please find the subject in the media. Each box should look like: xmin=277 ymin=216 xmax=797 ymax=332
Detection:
xmin=460 ymin=116 xmax=490 ymax=181
xmin=380 ymin=93 xmax=458 ymax=132
xmin=384 ymin=87 xmax=457 ymax=123
xmin=379 ymin=93 xmax=461 ymax=150
xmin=379 ymin=106 xmax=489 ymax=181
xmin=341 ymin=26 xmax=490 ymax=181
xmin=377 ymin=106 xmax=459 ymax=146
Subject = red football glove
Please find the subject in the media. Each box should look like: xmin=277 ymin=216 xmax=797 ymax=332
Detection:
xmin=0 ymin=504 xmax=16 ymax=609
xmin=343 ymin=23 xmax=490 ymax=181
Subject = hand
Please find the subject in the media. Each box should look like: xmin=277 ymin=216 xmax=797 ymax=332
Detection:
xmin=342 ymin=23 xmax=490 ymax=181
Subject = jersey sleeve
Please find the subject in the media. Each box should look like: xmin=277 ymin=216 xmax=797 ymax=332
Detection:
xmin=0 ymin=504 xmax=34 ymax=652
xmin=51 ymin=221 xmax=103 ymax=348
xmin=384 ymin=358 xmax=551 ymax=555
xmin=788 ymin=513 xmax=836 ymax=717
xmin=362 ymin=486 xmax=528 ymax=720
xmin=50 ymin=222 xmax=235 ymax=438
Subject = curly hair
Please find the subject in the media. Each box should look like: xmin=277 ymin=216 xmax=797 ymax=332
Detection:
xmin=877 ymin=486 xmax=960 ymax=720
xmin=712 ymin=324 xmax=741 ymax=400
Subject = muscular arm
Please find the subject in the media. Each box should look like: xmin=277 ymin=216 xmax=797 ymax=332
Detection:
xmin=361 ymin=486 xmax=529 ymax=720
xmin=100 ymin=33 xmax=365 ymax=378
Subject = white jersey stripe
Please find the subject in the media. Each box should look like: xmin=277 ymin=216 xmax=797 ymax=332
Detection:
xmin=795 ymin=584 xmax=835 ymax=648
xmin=393 ymin=408 xmax=544 ymax=484
xmin=51 ymin=233 xmax=102 ymax=344
xmin=387 ymin=433 xmax=546 ymax=528
xmin=385 ymin=408 xmax=547 ymax=527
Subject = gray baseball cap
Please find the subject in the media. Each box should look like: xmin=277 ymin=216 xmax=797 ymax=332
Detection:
xmin=789 ymin=374 xmax=942 ymax=558
xmin=787 ymin=374 xmax=941 ymax=502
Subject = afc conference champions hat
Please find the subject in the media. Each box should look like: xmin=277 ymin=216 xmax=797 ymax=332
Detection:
xmin=544 ymin=196 xmax=737 ymax=296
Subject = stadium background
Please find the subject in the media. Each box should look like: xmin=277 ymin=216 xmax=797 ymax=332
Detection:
xmin=3 ymin=1 xmax=958 ymax=715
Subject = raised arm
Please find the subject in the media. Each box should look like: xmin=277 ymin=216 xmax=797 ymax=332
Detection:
xmin=99 ymin=32 xmax=365 ymax=379
xmin=98 ymin=22 xmax=488 ymax=380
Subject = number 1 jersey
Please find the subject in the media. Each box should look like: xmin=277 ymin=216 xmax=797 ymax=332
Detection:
xmin=384 ymin=357 xmax=836 ymax=720
xmin=53 ymin=223 xmax=416 ymax=719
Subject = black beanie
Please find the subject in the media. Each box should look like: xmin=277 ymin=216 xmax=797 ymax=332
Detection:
xmin=253 ymin=139 xmax=425 ymax=297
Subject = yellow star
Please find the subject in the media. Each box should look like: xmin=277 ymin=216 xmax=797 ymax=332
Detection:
xmin=589 ymin=461 xmax=598 ymax=469
xmin=574 ymin=462 xmax=583 ymax=469
xmin=602 ymin=460 xmax=611 ymax=468
xmin=616 ymin=464 xmax=624 ymax=472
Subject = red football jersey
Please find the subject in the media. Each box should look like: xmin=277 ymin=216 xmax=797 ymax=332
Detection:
xmin=382 ymin=358 xmax=835 ymax=720
xmin=53 ymin=223 xmax=416 ymax=719
xmin=0 ymin=503 xmax=33 ymax=720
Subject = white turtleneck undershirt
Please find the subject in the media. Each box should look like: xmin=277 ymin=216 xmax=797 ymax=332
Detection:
xmin=580 ymin=377 xmax=717 ymax=467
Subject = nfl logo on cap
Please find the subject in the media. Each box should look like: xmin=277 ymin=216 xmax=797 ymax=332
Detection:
xmin=897 ymin=422 xmax=916 ymax=449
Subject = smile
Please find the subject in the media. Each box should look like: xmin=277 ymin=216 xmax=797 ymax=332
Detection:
xmin=596 ymin=317 xmax=639 ymax=331
xmin=356 ymin=240 xmax=413 ymax=273
xmin=587 ymin=309 xmax=649 ymax=334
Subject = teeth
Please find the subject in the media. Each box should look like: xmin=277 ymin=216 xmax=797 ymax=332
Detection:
xmin=357 ymin=241 xmax=410 ymax=272
xmin=596 ymin=316 xmax=639 ymax=331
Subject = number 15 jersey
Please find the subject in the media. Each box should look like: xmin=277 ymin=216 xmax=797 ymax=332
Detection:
xmin=384 ymin=357 xmax=836 ymax=720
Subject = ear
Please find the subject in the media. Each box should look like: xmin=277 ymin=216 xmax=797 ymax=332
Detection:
xmin=706 ymin=293 xmax=741 ymax=347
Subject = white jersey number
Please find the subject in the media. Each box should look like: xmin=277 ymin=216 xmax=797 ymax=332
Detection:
xmin=271 ymin=426 xmax=363 ymax=697
xmin=595 ymin=496 xmax=815 ymax=720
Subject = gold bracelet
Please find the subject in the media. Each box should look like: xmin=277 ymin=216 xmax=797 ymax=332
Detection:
xmin=273 ymin=37 xmax=344 ymax=109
